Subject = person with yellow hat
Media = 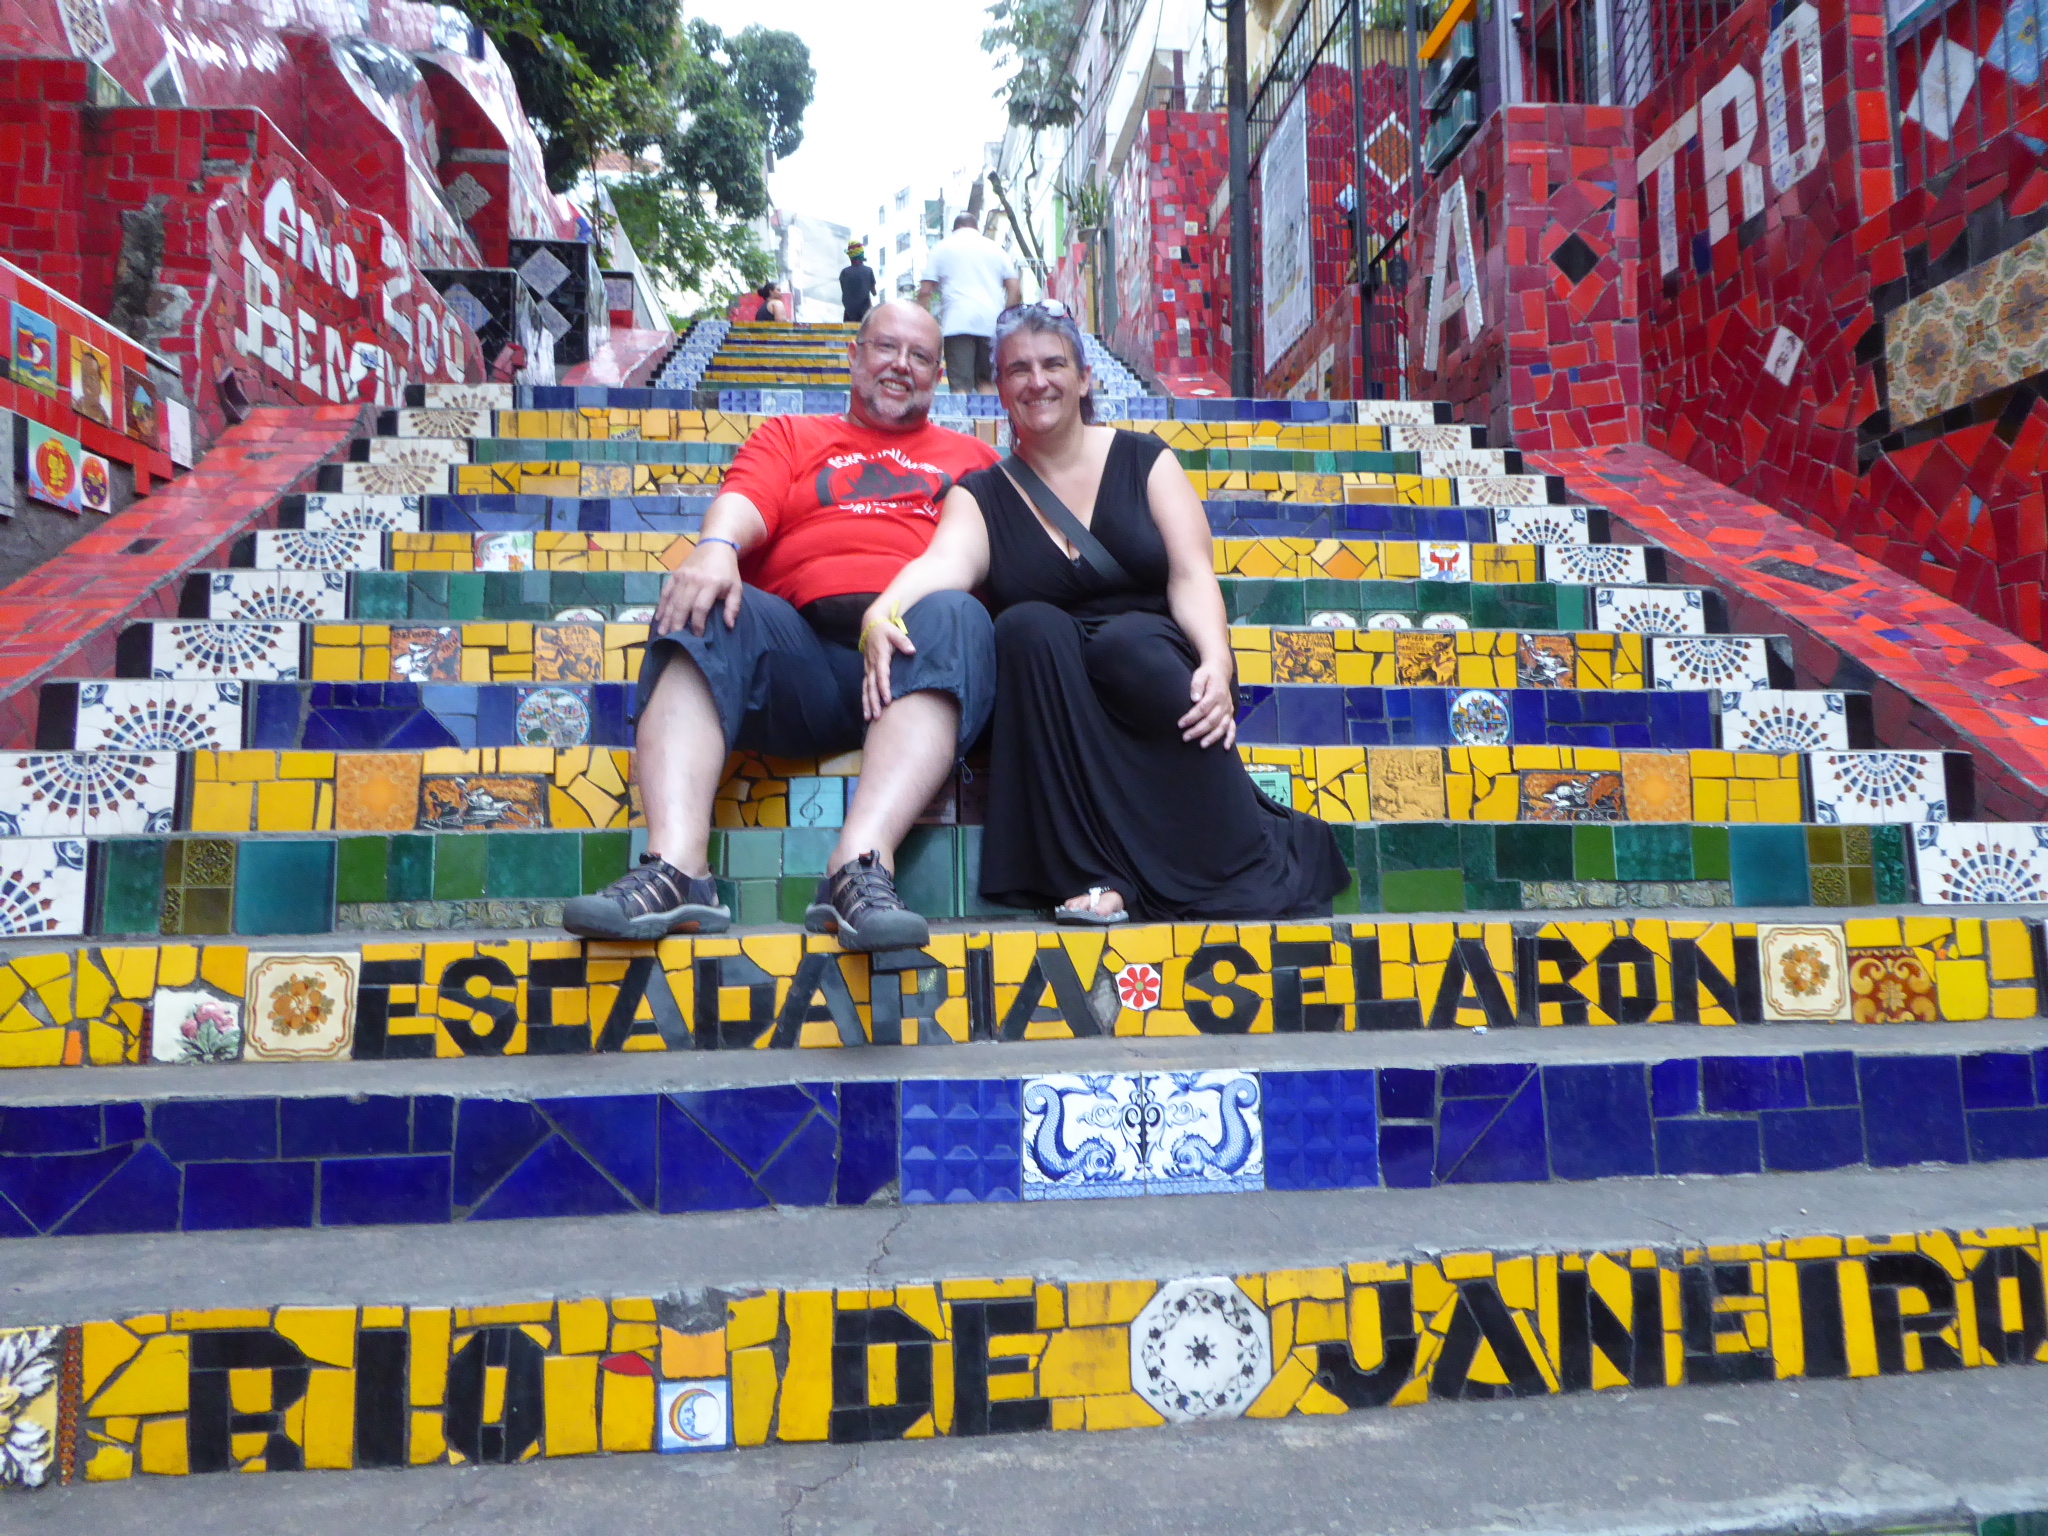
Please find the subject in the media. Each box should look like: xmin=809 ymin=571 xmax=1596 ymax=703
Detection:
xmin=840 ymin=239 xmax=877 ymax=324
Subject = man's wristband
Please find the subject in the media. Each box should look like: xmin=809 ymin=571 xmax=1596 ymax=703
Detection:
xmin=699 ymin=535 xmax=742 ymax=555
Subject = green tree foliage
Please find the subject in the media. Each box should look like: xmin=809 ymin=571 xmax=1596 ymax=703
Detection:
xmin=983 ymin=0 xmax=1083 ymax=130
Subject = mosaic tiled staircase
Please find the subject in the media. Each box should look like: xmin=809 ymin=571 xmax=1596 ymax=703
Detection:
xmin=3 ymin=356 xmax=2047 ymax=1495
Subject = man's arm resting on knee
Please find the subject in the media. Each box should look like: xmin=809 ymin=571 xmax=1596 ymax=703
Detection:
xmin=656 ymin=491 xmax=768 ymax=636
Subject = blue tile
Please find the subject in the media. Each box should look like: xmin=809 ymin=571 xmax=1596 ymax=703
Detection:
xmin=1760 ymin=1108 xmax=1866 ymax=1172
xmin=658 ymin=1096 xmax=768 ymax=1211
xmin=899 ymin=1079 xmax=1021 ymax=1204
xmin=1729 ymin=825 xmax=1810 ymax=905
xmin=414 ymin=1096 xmax=454 ymax=1153
xmin=0 ymin=1145 xmax=133 ymax=1230
xmin=0 ymin=1104 xmax=109 ymax=1154
xmin=104 ymin=1103 xmax=144 ymax=1143
xmin=1803 ymin=1051 xmax=1860 ymax=1108
xmin=754 ymin=1109 xmax=841 ymax=1206
xmin=0 ymin=1195 xmax=34 ymax=1238
xmin=1542 ymin=1063 xmax=1654 ymax=1179
xmin=1437 ymin=1079 xmax=1547 ymax=1184
xmin=836 ymin=1080 xmax=899 ymax=1205
xmin=453 ymin=1099 xmax=550 ymax=1207
xmin=468 ymin=1136 xmax=639 ymax=1220
xmin=1275 ymin=687 xmax=1346 ymax=745
xmin=1234 ymin=687 xmax=1279 ymax=744
xmin=1655 ymin=1118 xmax=1761 ymax=1175
xmin=1442 ymin=1062 xmax=1534 ymax=1098
xmin=57 ymin=1146 xmax=182 ymax=1235
xmin=1967 ymin=1107 xmax=2048 ymax=1162
xmin=1650 ymin=1058 xmax=1700 ymax=1117
xmin=670 ymin=1083 xmax=837 ymax=1171
xmin=319 ymin=1155 xmax=452 ymax=1225
xmin=1378 ymin=1123 xmax=1434 ymax=1187
xmin=1963 ymin=1052 xmax=2036 ymax=1109
xmin=282 ymin=1096 xmax=415 ymax=1158
xmin=152 ymin=1098 xmax=278 ymax=1162
xmin=1379 ymin=1067 xmax=1434 ymax=1120
xmin=1261 ymin=1069 xmax=1378 ymax=1191
xmin=1701 ymin=1055 xmax=1805 ymax=1112
xmin=538 ymin=1095 xmax=658 ymax=1209
xmin=1859 ymin=1056 xmax=1968 ymax=1167
xmin=183 ymin=1161 xmax=316 ymax=1231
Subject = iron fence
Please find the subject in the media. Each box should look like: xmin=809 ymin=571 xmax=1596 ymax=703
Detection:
xmin=1889 ymin=0 xmax=2048 ymax=194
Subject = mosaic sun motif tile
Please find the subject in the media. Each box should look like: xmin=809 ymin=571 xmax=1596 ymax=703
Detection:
xmin=659 ymin=1380 xmax=731 ymax=1453
xmin=1386 ymin=422 xmax=1482 ymax=451
xmin=298 ymin=494 xmax=423 ymax=533
xmin=0 ymin=839 xmax=87 ymax=936
xmin=149 ymin=986 xmax=245 ymax=1064
xmin=1416 ymin=450 xmax=1513 ymax=479
xmin=73 ymin=681 xmax=242 ymax=751
xmin=243 ymin=952 xmax=359 ymax=1061
xmin=420 ymin=381 xmax=514 ymax=410
xmin=146 ymin=622 xmax=300 ymax=681
xmin=249 ymin=529 xmax=383 ymax=572
xmin=1759 ymin=923 xmax=1852 ymax=1020
xmin=1719 ymin=690 xmax=1849 ymax=751
xmin=1810 ymin=751 xmax=1952 ymax=824
xmin=1352 ymin=400 xmax=1441 ymax=424
xmin=338 ymin=460 xmax=448 ymax=496
xmin=0 ymin=1326 xmax=61 ymax=1487
xmin=514 ymin=686 xmax=592 ymax=746
xmin=363 ymin=436 xmax=471 ymax=466
xmin=1020 ymin=1071 xmax=1265 ymax=1200
xmin=1595 ymin=586 xmax=1707 ymax=635
xmin=1456 ymin=475 xmax=1549 ymax=505
xmin=204 ymin=571 xmax=348 ymax=622
xmin=1492 ymin=505 xmax=1593 ymax=545
xmin=1418 ymin=542 xmax=1472 ymax=580
xmin=1542 ymin=543 xmax=1649 ymax=585
xmin=1913 ymin=824 xmax=2048 ymax=903
xmin=1131 ymin=1277 xmax=1273 ymax=1423
xmin=1651 ymin=636 xmax=1774 ymax=692
xmin=394 ymin=406 xmax=493 ymax=438
xmin=0 ymin=752 xmax=176 ymax=835
xmin=475 ymin=531 xmax=537 ymax=572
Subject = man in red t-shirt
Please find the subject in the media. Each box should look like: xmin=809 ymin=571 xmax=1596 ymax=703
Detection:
xmin=565 ymin=301 xmax=1000 ymax=950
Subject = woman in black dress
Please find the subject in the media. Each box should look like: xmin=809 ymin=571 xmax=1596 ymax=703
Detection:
xmin=857 ymin=303 xmax=1345 ymax=923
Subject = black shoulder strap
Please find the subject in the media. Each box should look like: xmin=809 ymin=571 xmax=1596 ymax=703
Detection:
xmin=1001 ymin=452 xmax=1133 ymax=586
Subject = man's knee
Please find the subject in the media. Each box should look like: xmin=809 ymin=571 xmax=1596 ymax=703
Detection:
xmin=904 ymin=589 xmax=995 ymax=661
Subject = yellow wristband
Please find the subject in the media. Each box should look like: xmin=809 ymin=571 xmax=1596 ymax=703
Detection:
xmin=858 ymin=604 xmax=906 ymax=652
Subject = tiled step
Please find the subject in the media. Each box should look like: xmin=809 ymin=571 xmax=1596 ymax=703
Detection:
xmin=9 ymin=1158 xmax=2046 ymax=1485
xmin=0 ymin=912 xmax=2038 ymax=1071
xmin=5 ymin=1026 xmax=2048 ymax=1238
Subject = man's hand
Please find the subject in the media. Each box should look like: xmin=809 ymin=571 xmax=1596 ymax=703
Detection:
xmin=656 ymin=538 xmax=745 ymax=637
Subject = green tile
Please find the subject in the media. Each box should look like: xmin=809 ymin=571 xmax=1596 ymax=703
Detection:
xmin=1471 ymin=583 xmax=1540 ymax=628
xmin=406 ymin=573 xmax=451 ymax=620
xmin=1690 ymin=826 xmax=1730 ymax=881
xmin=582 ymin=831 xmax=631 ymax=893
xmin=1728 ymin=824 xmax=1809 ymax=906
xmin=97 ymin=839 xmax=166 ymax=936
xmin=164 ymin=838 xmax=236 ymax=937
xmin=783 ymin=828 xmax=839 ymax=878
xmin=778 ymin=877 xmax=815 ymax=925
xmin=1615 ymin=825 xmax=1692 ymax=882
xmin=896 ymin=827 xmax=959 ymax=918
xmin=1493 ymin=824 xmax=1572 ymax=882
xmin=1458 ymin=825 xmax=1498 ymax=881
xmin=433 ymin=834 xmax=488 ymax=900
xmin=352 ymin=572 xmax=409 ymax=621
xmin=1222 ymin=580 xmax=1304 ymax=625
xmin=1873 ymin=825 xmax=1911 ymax=903
xmin=335 ymin=837 xmax=389 ymax=904
xmin=1350 ymin=825 xmax=1381 ymax=911
xmin=1464 ymin=878 xmax=1524 ymax=911
xmin=388 ymin=835 xmax=434 ymax=902
xmin=722 ymin=829 xmax=783 ymax=879
xmin=1331 ymin=871 xmax=1363 ymax=914
xmin=1301 ymin=579 xmax=1357 ymax=615
xmin=736 ymin=878 xmax=779 ymax=925
xmin=1553 ymin=584 xmax=1588 ymax=630
xmin=1357 ymin=581 xmax=1419 ymax=613
xmin=234 ymin=840 xmax=336 ymax=935
xmin=1381 ymin=868 xmax=1465 ymax=913
xmin=1572 ymin=825 xmax=1615 ymax=881
xmin=1845 ymin=865 xmax=1876 ymax=905
xmin=1378 ymin=822 xmax=1459 ymax=871
xmin=447 ymin=573 xmax=486 ymax=621
xmin=1806 ymin=826 xmax=1844 ymax=863
xmin=487 ymin=833 xmax=582 ymax=898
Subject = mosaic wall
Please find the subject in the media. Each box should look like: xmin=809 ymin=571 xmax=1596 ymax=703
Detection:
xmin=0 ymin=1220 xmax=2034 ymax=1485
xmin=1407 ymin=113 xmax=1506 ymax=440
xmin=1109 ymin=109 xmax=1229 ymax=382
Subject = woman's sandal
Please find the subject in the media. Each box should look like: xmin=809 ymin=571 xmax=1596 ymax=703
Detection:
xmin=1053 ymin=887 xmax=1129 ymax=926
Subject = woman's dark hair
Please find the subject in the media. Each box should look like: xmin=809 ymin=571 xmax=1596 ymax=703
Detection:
xmin=756 ymin=282 xmax=775 ymax=299
xmin=992 ymin=305 xmax=1097 ymax=424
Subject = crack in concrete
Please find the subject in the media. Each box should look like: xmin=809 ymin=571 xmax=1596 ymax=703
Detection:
xmin=865 ymin=1208 xmax=911 ymax=1285
xmin=779 ymin=1449 xmax=861 ymax=1536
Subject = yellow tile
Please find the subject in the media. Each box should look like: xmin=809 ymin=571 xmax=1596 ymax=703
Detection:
xmin=273 ymin=1308 xmax=355 ymax=1368
xmin=777 ymin=1292 xmax=832 ymax=1441
xmin=89 ymin=1333 xmax=190 ymax=1417
xmin=544 ymin=1355 xmax=599 ymax=1456
xmin=1036 ymin=1327 xmax=1129 ymax=1397
xmin=256 ymin=780 xmax=318 ymax=831
xmin=137 ymin=1415 xmax=189 ymax=1475
xmin=601 ymin=1370 xmax=655 ymax=1452
xmin=302 ymin=1369 xmax=355 ymax=1468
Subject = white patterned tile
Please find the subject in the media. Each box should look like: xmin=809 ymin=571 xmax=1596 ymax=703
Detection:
xmin=1021 ymin=1071 xmax=1262 ymax=1200
xmin=1021 ymin=1074 xmax=1145 ymax=1199
xmin=1594 ymin=585 xmax=1707 ymax=634
xmin=298 ymin=494 xmax=422 ymax=533
xmin=1147 ymin=1071 xmax=1264 ymax=1196
xmin=338 ymin=461 xmax=446 ymax=496
xmin=1351 ymin=400 xmax=1441 ymax=424
xmin=1492 ymin=505 xmax=1594 ymax=544
xmin=147 ymin=622 xmax=300 ymax=681
xmin=203 ymin=570 xmax=348 ymax=622
xmin=1810 ymin=751 xmax=1953 ymax=824
xmin=249 ymin=529 xmax=382 ymax=571
xmin=1652 ymin=635 xmax=1774 ymax=691
xmin=1454 ymin=475 xmax=1548 ymax=505
xmin=420 ymin=382 xmax=513 ymax=410
xmin=1913 ymin=824 xmax=2048 ymax=903
xmin=363 ymin=436 xmax=470 ymax=466
xmin=0 ymin=838 xmax=88 ymax=936
xmin=0 ymin=753 xmax=177 ymax=836
xmin=393 ymin=407 xmax=492 ymax=438
xmin=1758 ymin=923 xmax=1851 ymax=1020
xmin=1386 ymin=423 xmax=1484 ymax=451
xmin=1417 ymin=449 xmax=1514 ymax=478
xmin=1719 ymin=690 xmax=1850 ymax=751
xmin=1130 ymin=1278 xmax=1272 ymax=1422
xmin=1542 ymin=543 xmax=1648 ymax=584
xmin=72 ymin=681 xmax=242 ymax=751
xmin=243 ymin=952 xmax=360 ymax=1061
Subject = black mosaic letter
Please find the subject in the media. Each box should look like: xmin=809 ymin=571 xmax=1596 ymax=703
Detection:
xmin=1349 ymin=936 xmax=1423 ymax=1030
xmin=444 ymin=1326 xmax=545 ymax=1464
xmin=437 ymin=955 xmax=519 ymax=1055
xmin=949 ymin=1299 xmax=1051 ymax=1436
xmin=1970 ymin=1245 xmax=2048 ymax=1365
xmin=829 ymin=1306 xmax=936 ymax=1443
xmin=525 ymin=955 xmax=590 ymax=1054
xmin=1593 ymin=935 xmax=1660 ymax=1025
xmin=1678 ymin=1263 xmax=1774 ymax=1384
xmin=1867 ymin=1252 xmax=1963 ymax=1375
xmin=871 ymin=957 xmax=951 ymax=1047
xmin=354 ymin=1328 xmax=410 ymax=1467
xmin=1429 ymin=1280 xmax=1549 ymax=1399
xmin=999 ymin=947 xmax=1105 ymax=1040
xmin=1272 ymin=939 xmax=1345 ymax=1032
xmin=1314 ymin=1281 xmax=1419 ymax=1407
xmin=188 ymin=1329 xmax=312 ymax=1474
xmin=772 ymin=952 xmax=868 ymax=1048
xmin=353 ymin=957 xmax=429 ymax=1060
xmin=1670 ymin=935 xmax=1762 ymax=1023
xmin=1556 ymin=1265 xmax=1664 ymax=1391
xmin=1426 ymin=939 xmax=1516 ymax=1031
xmin=1183 ymin=943 xmax=1264 ymax=1034
xmin=1516 ymin=933 xmax=1589 ymax=1026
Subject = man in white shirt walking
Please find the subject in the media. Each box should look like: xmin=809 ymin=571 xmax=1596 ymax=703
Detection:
xmin=918 ymin=214 xmax=1022 ymax=393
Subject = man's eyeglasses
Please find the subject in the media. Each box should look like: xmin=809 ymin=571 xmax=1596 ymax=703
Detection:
xmin=997 ymin=299 xmax=1073 ymax=321
xmin=856 ymin=338 xmax=939 ymax=370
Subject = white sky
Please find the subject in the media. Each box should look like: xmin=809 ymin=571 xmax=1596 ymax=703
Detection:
xmin=682 ymin=0 xmax=1011 ymax=236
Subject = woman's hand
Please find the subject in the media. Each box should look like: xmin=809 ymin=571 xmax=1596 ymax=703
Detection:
xmin=860 ymin=606 xmax=917 ymax=721
xmin=1179 ymin=657 xmax=1236 ymax=748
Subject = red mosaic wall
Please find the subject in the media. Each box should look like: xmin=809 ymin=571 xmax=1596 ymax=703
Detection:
xmin=1107 ymin=109 xmax=1229 ymax=384
xmin=1406 ymin=110 xmax=1507 ymax=439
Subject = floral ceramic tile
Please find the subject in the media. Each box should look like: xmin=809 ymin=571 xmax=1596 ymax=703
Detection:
xmin=149 ymin=986 xmax=245 ymax=1063
xmin=1885 ymin=220 xmax=2048 ymax=430
xmin=203 ymin=570 xmax=348 ymax=622
xmin=146 ymin=622 xmax=300 ymax=681
xmin=0 ymin=838 xmax=87 ymax=936
xmin=1020 ymin=1071 xmax=1263 ymax=1200
xmin=1594 ymin=586 xmax=1707 ymax=634
xmin=72 ymin=681 xmax=242 ymax=751
xmin=394 ymin=406 xmax=492 ymax=438
xmin=0 ymin=752 xmax=176 ymax=835
xmin=1719 ymin=690 xmax=1849 ymax=751
xmin=0 ymin=1327 xmax=61 ymax=1486
xmin=249 ymin=529 xmax=383 ymax=571
xmin=339 ymin=460 xmax=446 ymax=496
xmin=298 ymin=494 xmax=422 ymax=533
xmin=1912 ymin=823 xmax=2048 ymax=903
xmin=1492 ymin=505 xmax=1593 ymax=544
xmin=1130 ymin=1278 xmax=1272 ymax=1422
xmin=1810 ymin=751 xmax=1953 ymax=824
xmin=1759 ymin=924 xmax=1852 ymax=1020
xmin=363 ymin=436 xmax=471 ymax=466
xmin=1542 ymin=543 xmax=1648 ymax=584
xmin=1651 ymin=636 xmax=1774 ymax=692
xmin=421 ymin=381 xmax=514 ymax=410
xmin=243 ymin=952 xmax=360 ymax=1061
xmin=1455 ymin=475 xmax=1549 ymax=506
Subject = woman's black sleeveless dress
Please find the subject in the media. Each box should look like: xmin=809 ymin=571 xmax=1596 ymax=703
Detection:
xmin=960 ymin=429 xmax=1347 ymax=920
